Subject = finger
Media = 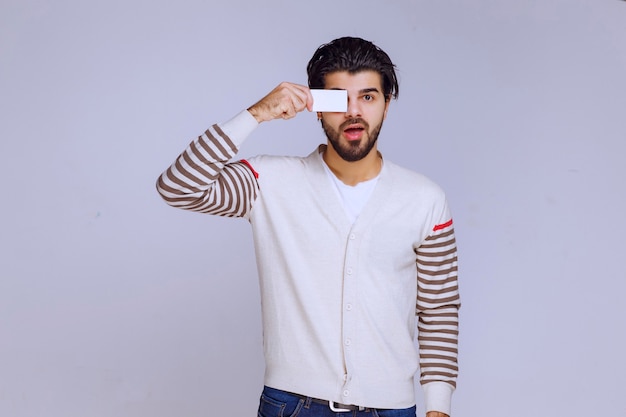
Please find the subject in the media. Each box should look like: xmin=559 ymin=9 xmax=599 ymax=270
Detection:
xmin=281 ymin=108 xmax=294 ymax=120
xmin=275 ymin=82 xmax=308 ymax=112
xmin=280 ymin=99 xmax=297 ymax=120
xmin=289 ymin=93 xmax=307 ymax=115
xmin=299 ymin=86 xmax=314 ymax=112
xmin=269 ymin=83 xmax=300 ymax=118
xmin=289 ymin=84 xmax=314 ymax=112
xmin=250 ymin=82 xmax=311 ymax=122
xmin=278 ymin=85 xmax=305 ymax=114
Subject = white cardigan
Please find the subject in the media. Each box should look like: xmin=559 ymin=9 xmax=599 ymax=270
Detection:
xmin=157 ymin=110 xmax=460 ymax=413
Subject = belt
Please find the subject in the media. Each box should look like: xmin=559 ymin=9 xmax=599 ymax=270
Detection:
xmin=290 ymin=392 xmax=369 ymax=412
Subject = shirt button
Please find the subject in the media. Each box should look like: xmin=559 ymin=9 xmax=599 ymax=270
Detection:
xmin=343 ymin=390 xmax=350 ymax=397
xmin=345 ymin=339 xmax=351 ymax=346
xmin=346 ymin=303 xmax=352 ymax=311
xmin=346 ymin=268 xmax=353 ymax=275
xmin=349 ymin=233 xmax=356 ymax=240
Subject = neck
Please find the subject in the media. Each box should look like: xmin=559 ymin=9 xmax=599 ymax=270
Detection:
xmin=322 ymin=144 xmax=382 ymax=186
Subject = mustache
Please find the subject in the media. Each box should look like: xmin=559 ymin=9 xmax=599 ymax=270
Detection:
xmin=340 ymin=118 xmax=369 ymax=130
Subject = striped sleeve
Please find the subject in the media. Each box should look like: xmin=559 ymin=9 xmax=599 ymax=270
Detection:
xmin=156 ymin=122 xmax=259 ymax=218
xmin=415 ymin=218 xmax=460 ymax=394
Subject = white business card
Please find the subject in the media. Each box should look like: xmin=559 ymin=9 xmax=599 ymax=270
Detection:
xmin=311 ymin=89 xmax=347 ymax=112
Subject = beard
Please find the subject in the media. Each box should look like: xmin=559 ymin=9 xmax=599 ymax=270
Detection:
xmin=321 ymin=117 xmax=384 ymax=162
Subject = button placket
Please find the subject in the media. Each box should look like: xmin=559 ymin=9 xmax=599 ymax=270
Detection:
xmin=341 ymin=227 xmax=359 ymax=397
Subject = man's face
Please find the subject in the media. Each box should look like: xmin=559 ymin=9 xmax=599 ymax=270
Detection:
xmin=319 ymin=70 xmax=390 ymax=162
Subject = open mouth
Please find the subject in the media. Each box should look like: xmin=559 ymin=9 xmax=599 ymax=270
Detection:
xmin=343 ymin=123 xmax=365 ymax=141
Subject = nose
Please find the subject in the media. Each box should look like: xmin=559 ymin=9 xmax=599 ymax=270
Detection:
xmin=345 ymin=96 xmax=361 ymax=118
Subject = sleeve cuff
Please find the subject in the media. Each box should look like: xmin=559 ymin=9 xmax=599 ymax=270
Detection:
xmin=217 ymin=109 xmax=259 ymax=149
xmin=423 ymin=381 xmax=454 ymax=415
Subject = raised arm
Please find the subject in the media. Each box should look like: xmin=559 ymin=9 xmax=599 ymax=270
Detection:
xmin=156 ymin=82 xmax=314 ymax=217
xmin=155 ymin=112 xmax=259 ymax=217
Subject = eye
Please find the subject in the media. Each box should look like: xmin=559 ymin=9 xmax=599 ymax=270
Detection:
xmin=363 ymin=94 xmax=373 ymax=101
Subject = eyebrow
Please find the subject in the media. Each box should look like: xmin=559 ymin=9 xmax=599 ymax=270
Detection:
xmin=329 ymin=87 xmax=381 ymax=94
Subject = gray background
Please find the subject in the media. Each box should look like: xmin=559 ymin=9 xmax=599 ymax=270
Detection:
xmin=1 ymin=0 xmax=625 ymax=416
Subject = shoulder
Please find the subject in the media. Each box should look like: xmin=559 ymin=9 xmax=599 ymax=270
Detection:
xmin=242 ymin=147 xmax=321 ymax=181
xmin=384 ymin=159 xmax=446 ymax=200
xmin=245 ymin=152 xmax=309 ymax=171
xmin=382 ymin=160 xmax=453 ymax=229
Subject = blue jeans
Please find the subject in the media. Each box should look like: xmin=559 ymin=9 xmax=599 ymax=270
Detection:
xmin=257 ymin=386 xmax=417 ymax=417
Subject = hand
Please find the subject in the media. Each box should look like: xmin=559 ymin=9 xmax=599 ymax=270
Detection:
xmin=426 ymin=412 xmax=449 ymax=417
xmin=247 ymin=82 xmax=313 ymax=123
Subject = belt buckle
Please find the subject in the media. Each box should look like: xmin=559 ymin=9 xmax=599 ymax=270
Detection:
xmin=329 ymin=401 xmax=363 ymax=412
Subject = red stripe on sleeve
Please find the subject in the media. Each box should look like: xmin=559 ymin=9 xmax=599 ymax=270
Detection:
xmin=433 ymin=219 xmax=453 ymax=231
xmin=240 ymin=159 xmax=259 ymax=179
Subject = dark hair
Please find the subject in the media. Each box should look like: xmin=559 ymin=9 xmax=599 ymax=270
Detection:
xmin=307 ymin=37 xmax=399 ymax=101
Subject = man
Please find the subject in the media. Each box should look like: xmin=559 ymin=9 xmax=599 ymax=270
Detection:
xmin=157 ymin=37 xmax=460 ymax=417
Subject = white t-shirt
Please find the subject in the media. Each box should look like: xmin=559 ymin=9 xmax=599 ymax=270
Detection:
xmin=321 ymin=155 xmax=381 ymax=224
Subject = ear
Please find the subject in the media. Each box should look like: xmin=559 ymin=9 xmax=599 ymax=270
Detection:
xmin=317 ymin=112 xmax=322 ymax=120
xmin=383 ymin=99 xmax=390 ymax=120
